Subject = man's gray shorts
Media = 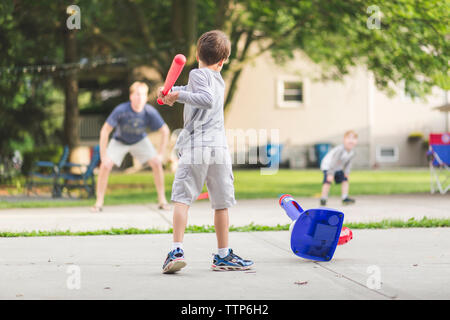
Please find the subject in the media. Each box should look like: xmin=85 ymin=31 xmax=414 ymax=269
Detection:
xmin=171 ymin=147 xmax=236 ymax=210
xmin=106 ymin=138 xmax=157 ymax=167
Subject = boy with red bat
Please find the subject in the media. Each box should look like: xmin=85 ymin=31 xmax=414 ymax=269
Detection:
xmin=158 ymin=30 xmax=254 ymax=273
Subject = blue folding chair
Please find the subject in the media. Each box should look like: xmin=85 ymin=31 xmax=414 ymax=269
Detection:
xmin=58 ymin=145 xmax=100 ymax=198
xmin=428 ymin=133 xmax=450 ymax=194
xmin=26 ymin=146 xmax=70 ymax=198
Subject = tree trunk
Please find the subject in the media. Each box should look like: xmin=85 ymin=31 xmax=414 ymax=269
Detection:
xmin=215 ymin=0 xmax=230 ymax=31
xmin=171 ymin=0 xmax=184 ymax=53
xmin=157 ymin=0 xmax=198 ymax=131
xmin=63 ymin=23 xmax=79 ymax=151
xmin=185 ymin=0 xmax=197 ymax=63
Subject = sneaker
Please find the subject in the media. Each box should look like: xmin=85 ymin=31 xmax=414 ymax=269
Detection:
xmin=211 ymin=249 xmax=254 ymax=271
xmin=342 ymin=197 xmax=356 ymax=205
xmin=162 ymin=248 xmax=187 ymax=274
xmin=320 ymin=198 xmax=327 ymax=206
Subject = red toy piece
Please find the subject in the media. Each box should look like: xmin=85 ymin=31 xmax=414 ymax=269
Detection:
xmin=197 ymin=192 xmax=209 ymax=200
xmin=338 ymin=226 xmax=353 ymax=245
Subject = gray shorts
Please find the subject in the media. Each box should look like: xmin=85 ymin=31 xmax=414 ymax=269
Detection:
xmin=106 ymin=138 xmax=157 ymax=167
xmin=171 ymin=147 xmax=236 ymax=209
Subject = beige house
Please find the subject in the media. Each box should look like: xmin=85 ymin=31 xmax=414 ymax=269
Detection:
xmin=224 ymin=50 xmax=449 ymax=168
xmin=77 ymin=50 xmax=448 ymax=170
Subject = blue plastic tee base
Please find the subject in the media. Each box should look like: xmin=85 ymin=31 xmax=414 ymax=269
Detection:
xmin=290 ymin=208 xmax=344 ymax=261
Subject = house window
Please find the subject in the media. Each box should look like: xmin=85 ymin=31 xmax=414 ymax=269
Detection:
xmin=404 ymin=83 xmax=419 ymax=99
xmin=376 ymin=146 xmax=399 ymax=163
xmin=277 ymin=77 xmax=304 ymax=108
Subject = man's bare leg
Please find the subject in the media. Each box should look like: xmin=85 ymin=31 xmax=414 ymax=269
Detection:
xmin=148 ymin=157 xmax=169 ymax=208
xmin=93 ymin=161 xmax=114 ymax=211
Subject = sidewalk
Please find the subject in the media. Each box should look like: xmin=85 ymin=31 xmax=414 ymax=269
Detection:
xmin=0 ymin=194 xmax=449 ymax=232
xmin=0 ymin=228 xmax=449 ymax=299
xmin=0 ymin=194 xmax=449 ymax=299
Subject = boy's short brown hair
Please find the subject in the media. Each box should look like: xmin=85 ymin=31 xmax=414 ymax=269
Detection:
xmin=129 ymin=81 xmax=149 ymax=94
xmin=197 ymin=30 xmax=231 ymax=66
xmin=344 ymin=130 xmax=358 ymax=138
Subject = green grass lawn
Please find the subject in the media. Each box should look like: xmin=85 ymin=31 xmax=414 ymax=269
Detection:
xmin=0 ymin=169 xmax=431 ymax=209
xmin=1 ymin=217 xmax=449 ymax=237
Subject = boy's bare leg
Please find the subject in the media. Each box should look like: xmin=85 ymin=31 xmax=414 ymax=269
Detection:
xmin=321 ymin=183 xmax=331 ymax=199
xmin=173 ymin=202 xmax=190 ymax=243
xmin=212 ymin=207 xmax=254 ymax=270
xmin=163 ymin=202 xmax=189 ymax=273
xmin=340 ymin=180 xmax=355 ymax=204
xmin=341 ymin=180 xmax=349 ymax=198
xmin=214 ymin=208 xmax=229 ymax=249
xmin=93 ymin=162 xmax=113 ymax=210
xmin=321 ymin=174 xmax=333 ymax=200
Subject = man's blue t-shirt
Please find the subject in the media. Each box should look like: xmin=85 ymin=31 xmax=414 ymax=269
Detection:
xmin=106 ymin=102 xmax=165 ymax=145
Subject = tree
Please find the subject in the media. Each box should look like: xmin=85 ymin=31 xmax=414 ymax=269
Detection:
xmin=62 ymin=5 xmax=80 ymax=150
xmin=2 ymin=0 xmax=448 ymax=138
xmin=220 ymin=0 xmax=449 ymax=105
xmin=79 ymin=0 xmax=448 ymax=129
xmin=0 ymin=1 xmax=61 ymax=156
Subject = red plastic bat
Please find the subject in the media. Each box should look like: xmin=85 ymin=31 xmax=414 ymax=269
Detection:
xmin=157 ymin=54 xmax=186 ymax=105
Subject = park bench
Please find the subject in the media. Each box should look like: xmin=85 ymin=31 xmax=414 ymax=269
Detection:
xmin=26 ymin=146 xmax=70 ymax=198
xmin=58 ymin=145 xmax=100 ymax=198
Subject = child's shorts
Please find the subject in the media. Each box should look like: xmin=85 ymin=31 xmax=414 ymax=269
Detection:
xmin=322 ymin=170 xmax=348 ymax=184
xmin=171 ymin=147 xmax=236 ymax=210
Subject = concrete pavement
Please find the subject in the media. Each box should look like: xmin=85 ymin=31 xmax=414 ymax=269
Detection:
xmin=1 ymin=194 xmax=449 ymax=300
xmin=0 ymin=228 xmax=449 ymax=299
xmin=0 ymin=194 xmax=449 ymax=232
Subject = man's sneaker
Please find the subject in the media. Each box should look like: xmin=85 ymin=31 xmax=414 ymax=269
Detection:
xmin=342 ymin=197 xmax=356 ymax=205
xmin=211 ymin=249 xmax=254 ymax=271
xmin=162 ymin=248 xmax=187 ymax=274
xmin=320 ymin=198 xmax=327 ymax=206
